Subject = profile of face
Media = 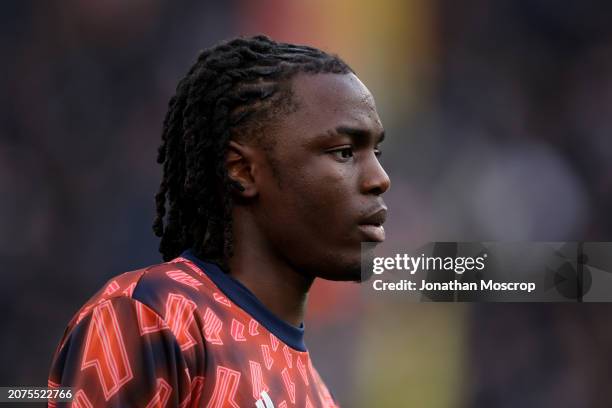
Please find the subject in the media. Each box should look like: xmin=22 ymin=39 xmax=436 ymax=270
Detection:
xmin=231 ymin=73 xmax=390 ymax=281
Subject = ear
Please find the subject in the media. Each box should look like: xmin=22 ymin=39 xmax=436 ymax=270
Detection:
xmin=225 ymin=140 xmax=258 ymax=198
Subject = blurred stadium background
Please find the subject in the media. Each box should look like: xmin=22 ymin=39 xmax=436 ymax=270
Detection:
xmin=2 ymin=1 xmax=612 ymax=406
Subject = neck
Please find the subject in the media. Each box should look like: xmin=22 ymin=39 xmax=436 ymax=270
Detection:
xmin=227 ymin=211 xmax=314 ymax=327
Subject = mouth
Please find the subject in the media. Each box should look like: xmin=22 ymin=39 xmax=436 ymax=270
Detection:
xmin=358 ymin=207 xmax=387 ymax=242
xmin=358 ymin=224 xmax=385 ymax=242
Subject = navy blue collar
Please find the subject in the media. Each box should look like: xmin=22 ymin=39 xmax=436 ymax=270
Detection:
xmin=181 ymin=250 xmax=307 ymax=352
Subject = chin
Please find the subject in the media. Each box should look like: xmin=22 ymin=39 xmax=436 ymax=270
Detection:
xmin=314 ymin=256 xmax=364 ymax=282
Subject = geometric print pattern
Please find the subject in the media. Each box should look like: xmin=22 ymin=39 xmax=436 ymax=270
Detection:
xmin=80 ymin=299 xmax=133 ymax=401
xmin=48 ymin=257 xmax=339 ymax=407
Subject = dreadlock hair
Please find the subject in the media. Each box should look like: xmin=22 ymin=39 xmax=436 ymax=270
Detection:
xmin=152 ymin=35 xmax=353 ymax=268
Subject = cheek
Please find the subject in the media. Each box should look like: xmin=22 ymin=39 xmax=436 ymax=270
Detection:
xmin=259 ymin=149 xmax=359 ymax=236
xmin=286 ymin=167 xmax=355 ymax=231
xmin=259 ymin=163 xmax=363 ymax=277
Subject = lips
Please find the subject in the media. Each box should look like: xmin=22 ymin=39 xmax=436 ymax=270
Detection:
xmin=361 ymin=207 xmax=387 ymax=226
xmin=358 ymin=207 xmax=387 ymax=242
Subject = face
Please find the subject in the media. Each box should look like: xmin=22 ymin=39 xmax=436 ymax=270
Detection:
xmin=252 ymin=73 xmax=390 ymax=281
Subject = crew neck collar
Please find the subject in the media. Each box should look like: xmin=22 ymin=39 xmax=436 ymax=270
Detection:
xmin=180 ymin=249 xmax=307 ymax=352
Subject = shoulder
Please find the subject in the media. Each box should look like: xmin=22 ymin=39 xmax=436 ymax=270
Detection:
xmin=53 ymin=258 xmax=215 ymax=362
xmin=49 ymin=260 xmax=209 ymax=404
xmin=64 ymin=258 xmax=206 ymax=326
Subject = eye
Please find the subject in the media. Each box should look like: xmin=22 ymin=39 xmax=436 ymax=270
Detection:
xmin=374 ymin=147 xmax=383 ymax=158
xmin=329 ymin=146 xmax=354 ymax=162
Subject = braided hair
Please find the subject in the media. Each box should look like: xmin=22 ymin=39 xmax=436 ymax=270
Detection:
xmin=153 ymin=35 xmax=353 ymax=267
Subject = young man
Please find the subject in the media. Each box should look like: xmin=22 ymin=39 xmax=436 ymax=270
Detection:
xmin=48 ymin=35 xmax=390 ymax=407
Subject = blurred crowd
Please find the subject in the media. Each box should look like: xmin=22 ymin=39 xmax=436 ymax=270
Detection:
xmin=2 ymin=1 xmax=612 ymax=406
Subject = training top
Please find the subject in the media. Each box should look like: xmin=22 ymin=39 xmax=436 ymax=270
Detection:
xmin=48 ymin=250 xmax=338 ymax=407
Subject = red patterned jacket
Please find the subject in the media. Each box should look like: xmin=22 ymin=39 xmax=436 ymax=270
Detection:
xmin=48 ymin=250 xmax=338 ymax=407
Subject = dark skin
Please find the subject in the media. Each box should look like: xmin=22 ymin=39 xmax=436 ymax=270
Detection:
xmin=225 ymin=72 xmax=390 ymax=327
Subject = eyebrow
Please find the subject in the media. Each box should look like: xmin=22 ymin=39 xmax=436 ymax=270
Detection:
xmin=334 ymin=126 xmax=385 ymax=144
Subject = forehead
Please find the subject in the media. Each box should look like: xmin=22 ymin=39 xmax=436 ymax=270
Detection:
xmin=280 ymin=73 xmax=383 ymax=140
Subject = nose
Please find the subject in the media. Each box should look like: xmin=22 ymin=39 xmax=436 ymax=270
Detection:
xmin=361 ymin=153 xmax=391 ymax=195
